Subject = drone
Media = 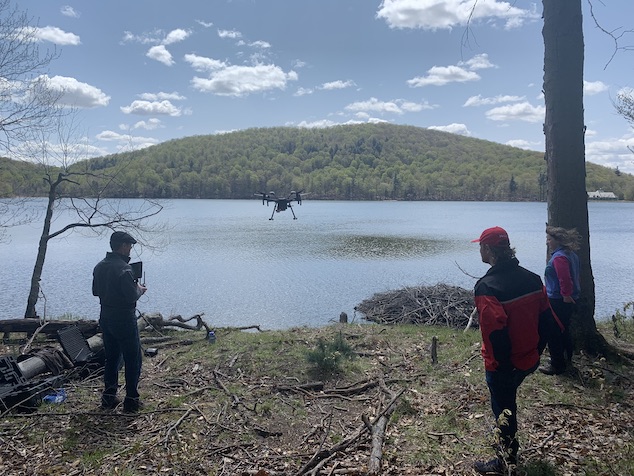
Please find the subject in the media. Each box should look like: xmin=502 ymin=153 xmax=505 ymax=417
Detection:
xmin=255 ymin=190 xmax=307 ymax=220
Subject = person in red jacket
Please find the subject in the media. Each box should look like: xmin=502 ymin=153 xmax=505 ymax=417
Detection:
xmin=471 ymin=226 xmax=559 ymax=475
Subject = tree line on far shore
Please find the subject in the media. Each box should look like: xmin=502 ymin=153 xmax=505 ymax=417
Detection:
xmin=2 ymin=123 xmax=634 ymax=202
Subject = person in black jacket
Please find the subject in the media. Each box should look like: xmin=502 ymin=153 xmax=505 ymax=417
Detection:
xmin=93 ymin=231 xmax=147 ymax=412
xmin=471 ymin=226 xmax=558 ymax=475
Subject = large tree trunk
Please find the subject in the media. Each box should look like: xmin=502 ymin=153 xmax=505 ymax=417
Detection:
xmin=542 ymin=0 xmax=610 ymax=354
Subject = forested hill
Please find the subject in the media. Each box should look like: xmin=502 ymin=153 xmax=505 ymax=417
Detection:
xmin=3 ymin=123 xmax=634 ymax=201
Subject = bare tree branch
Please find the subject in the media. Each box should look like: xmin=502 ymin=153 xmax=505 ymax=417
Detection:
xmin=0 ymin=0 xmax=62 ymax=155
xmin=587 ymin=0 xmax=634 ymax=69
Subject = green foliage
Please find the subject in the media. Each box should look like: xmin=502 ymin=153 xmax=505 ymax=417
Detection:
xmin=305 ymin=331 xmax=354 ymax=376
xmin=3 ymin=123 xmax=634 ymax=201
xmin=610 ymin=301 xmax=634 ymax=341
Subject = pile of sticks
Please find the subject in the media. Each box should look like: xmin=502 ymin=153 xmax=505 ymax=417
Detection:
xmin=355 ymin=283 xmax=476 ymax=328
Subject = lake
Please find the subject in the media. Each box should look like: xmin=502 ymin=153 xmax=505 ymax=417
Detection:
xmin=1 ymin=199 xmax=633 ymax=329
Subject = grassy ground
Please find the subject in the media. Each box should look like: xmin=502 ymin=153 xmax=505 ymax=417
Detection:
xmin=0 ymin=317 xmax=632 ymax=476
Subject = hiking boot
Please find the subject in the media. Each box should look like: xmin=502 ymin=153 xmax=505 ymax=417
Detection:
xmin=473 ymin=458 xmax=506 ymax=475
xmin=539 ymin=363 xmax=566 ymax=375
xmin=123 ymin=398 xmax=145 ymax=413
xmin=100 ymin=396 xmax=121 ymax=410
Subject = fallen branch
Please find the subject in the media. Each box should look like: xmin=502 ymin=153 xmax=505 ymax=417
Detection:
xmin=294 ymin=386 xmax=405 ymax=476
xmin=368 ymin=381 xmax=402 ymax=475
xmin=20 ymin=322 xmax=50 ymax=355
xmin=164 ymin=407 xmax=194 ymax=443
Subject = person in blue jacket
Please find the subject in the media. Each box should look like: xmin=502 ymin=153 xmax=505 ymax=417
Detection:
xmin=539 ymin=225 xmax=581 ymax=375
xmin=93 ymin=231 xmax=147 ymax=412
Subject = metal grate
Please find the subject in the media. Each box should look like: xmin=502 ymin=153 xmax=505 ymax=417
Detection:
xmin=57 ymin=326 xmax=94 ymax=364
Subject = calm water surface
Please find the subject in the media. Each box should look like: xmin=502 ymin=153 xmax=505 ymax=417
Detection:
xmin=1 ymin=200 xmax=632 ymax=329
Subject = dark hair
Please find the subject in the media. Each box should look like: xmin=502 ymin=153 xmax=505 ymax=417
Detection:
xmin=110 ymin=241 xmax=124 ymax=252
xmin=488 ymin=244 xmax=516 ymax=262
xmin=546 ymin=225 xmax=581 ymax=252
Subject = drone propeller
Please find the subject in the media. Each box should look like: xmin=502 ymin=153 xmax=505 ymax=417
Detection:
xmin=255 ymin=191 xmax=269 ymax=205
xmin=291 ymin=189 xmax=307 ymax=204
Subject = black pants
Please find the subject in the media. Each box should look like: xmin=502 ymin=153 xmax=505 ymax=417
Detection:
xmin=547 ymin=298 xmax=574 ymax=370
xmin=99 ymin=313 xmax=142 ymax=403
xmin=485 ymin=363 xmax=538 ymax=463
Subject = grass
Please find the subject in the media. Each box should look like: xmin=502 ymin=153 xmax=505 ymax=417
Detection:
xmin=0 ymin=317 xmax=632 ymax=475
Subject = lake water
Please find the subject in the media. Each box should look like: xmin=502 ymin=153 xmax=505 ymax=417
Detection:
xmin=1 ymin=200 xmax=633 ymax=329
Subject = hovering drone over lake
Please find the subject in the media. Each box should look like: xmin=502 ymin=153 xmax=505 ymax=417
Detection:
xmin=255 ymin=190 xmax=307 ymax=220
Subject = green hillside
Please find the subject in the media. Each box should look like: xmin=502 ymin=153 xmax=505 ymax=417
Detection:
xmin=2 ymin=123 xmax=634 ymax=200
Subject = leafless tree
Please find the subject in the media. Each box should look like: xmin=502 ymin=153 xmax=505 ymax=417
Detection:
xmin=0 ymin=0 xmax=61 ymax=154
xmin=614 ymin=89 xmax=634 ymax=153
xmin=21 ymin=112 xmax=166 ymax=318
xmin=0 ymin=0 xmax=61 ymax=242
xmin=0 ymin=1 xmax=165 ymax=317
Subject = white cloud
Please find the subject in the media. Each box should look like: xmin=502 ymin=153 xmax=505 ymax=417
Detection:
xmin=344 ymin=97 xmax=435 ymax=115
xmin=296 ymin=119 xmax=340 ymax=128
xmin=376 ymin=0 xmax=539 ymax=31
xmin=184 ymin=54 xmax=226 ymax=72
xmin=295 ymin=117 xmax=388 ymax=128
xmin=191 ymin=64 xmax=298 ymax=97
xmin=131 ymin=118 xmax=163 ymax=130
xmin=463 ymin=53 xmax=496 ymax=70
xmin=120 ymin=100 xmax=182 ymax=116
xmin=250 ymin=40 xmax=271 ymax=49
xmin=218 ymin=29 xmax=242 ymax=39
xmin=408 ymin=65 xmax=480 ymax=87
xmin=28 ymin=26 xmax=80 ymax=45
xmin=42 ymin=75 xmax=110 ymax=108
xmin=428 ymin=123 xmax=471 ymax=136
xmin=345 ymin=98 xmax=403 ymax=114
xmin=320 ymin=80 xmax=356 ymax=90
xmin=294 ymin=87 xmax=314 ymax=97
xmin=463 ymin=94 xmax=525 ymax=107
xmin=147 ymin=45 xmax=174 ymax=66
xmin=584 ymin=80 xmax=608 ymax=96
xmin=163 ymin=29 xmax=191 ymax=45
xmin=505 ymin=139 xmax=542 ymax=150
xmin=485 ymin=101 xmax=545 ymax=122
xmin=586 ymin=133 xmax=634 ymax=174
xmin=61 ymin=6 xmax=80 ymax=18
xmin=138 ymin=91 xmax=186 ymax=101
xmin=121 ymin=30 xmax=162 ymax=45
xmin=196 ymin=20 xmax=214 ymax=28
xmin=408 ymin=54 xmax=491 ymax=88
xmin=95 ymin=130 xmax=159 ymax=152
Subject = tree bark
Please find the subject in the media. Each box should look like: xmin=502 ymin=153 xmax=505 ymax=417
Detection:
xmin=25 ymin=175 xmax=60 ymax=318
xmin=542 ymin=0 xmax=610 ymax=354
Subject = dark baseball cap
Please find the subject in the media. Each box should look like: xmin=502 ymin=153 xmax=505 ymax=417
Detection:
xmin=110 ymin=231 xmax=137 ymax=245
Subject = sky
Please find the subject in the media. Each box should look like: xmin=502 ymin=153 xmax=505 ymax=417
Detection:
xmin=11 ymin=0 xmax=634 ymax=174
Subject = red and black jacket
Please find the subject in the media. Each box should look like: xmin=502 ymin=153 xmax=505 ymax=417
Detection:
xmin=475 ymin=258 xmax=559 ymax=372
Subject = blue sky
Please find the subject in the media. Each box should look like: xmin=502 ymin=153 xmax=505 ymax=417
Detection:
xmin=14 ymin=0 xmax=634 ymax=174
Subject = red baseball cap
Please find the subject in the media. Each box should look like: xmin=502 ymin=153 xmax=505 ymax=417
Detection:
xmin=471 ymin=226 xmax=510 ymax=247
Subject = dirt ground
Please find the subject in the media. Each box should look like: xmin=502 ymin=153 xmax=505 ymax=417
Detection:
xmin=0 ymin=323 xmax=632 ymax=476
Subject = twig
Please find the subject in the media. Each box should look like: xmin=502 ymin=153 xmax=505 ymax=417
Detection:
xmin=20 ymin=322 xmax=49 ymax=355
xmin=164 ymin=407 xmax=194 ymax=443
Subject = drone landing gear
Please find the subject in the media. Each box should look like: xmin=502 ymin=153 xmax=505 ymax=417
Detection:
xmin=269 ymin=204 xmax=298 ymax=220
